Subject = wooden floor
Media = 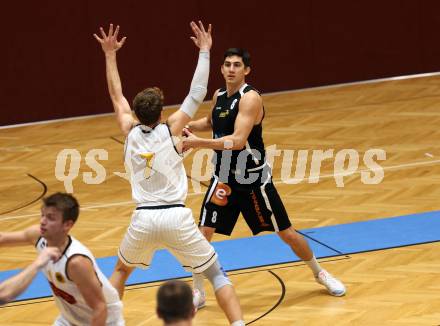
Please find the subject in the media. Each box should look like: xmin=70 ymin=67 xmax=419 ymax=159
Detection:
xmin=1 ymin=74 xmax=440 ymax=325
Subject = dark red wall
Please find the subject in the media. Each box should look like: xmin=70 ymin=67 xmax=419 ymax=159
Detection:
xmin=2 ymin=0 xmax=440 ymax=126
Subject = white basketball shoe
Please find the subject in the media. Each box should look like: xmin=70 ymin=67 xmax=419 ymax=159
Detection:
xmin=315 ymin=269 xmax=346 ymax=296
xmin=193 ymin=289 xmax=206 ymax=311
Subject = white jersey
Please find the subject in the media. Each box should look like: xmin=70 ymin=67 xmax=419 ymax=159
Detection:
xmin=124 ymin=123 xmax=187 ymax=206
xmin=36 ymin=236 xmax=124 ymax=325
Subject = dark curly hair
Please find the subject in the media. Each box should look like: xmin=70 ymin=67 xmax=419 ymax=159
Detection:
xmin=133 ymin=87 xmax=164 ymax=126
xmin=43 ymin=192 xmax=79 ymax=223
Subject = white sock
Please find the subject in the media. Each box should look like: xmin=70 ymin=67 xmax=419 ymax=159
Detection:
xmin=231 ymin=320 xmax=245 ymax=326
xmin=193 ymin=272 xmax=205 ymax=292
xmin=304 ymin=255 xmax=322 ymax=276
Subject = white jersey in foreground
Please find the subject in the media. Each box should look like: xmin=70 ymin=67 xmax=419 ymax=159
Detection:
xmin=36 ymin=236 xmax=124 ymax=325
xmin=124 ymin=123 xmax=187 ymax=206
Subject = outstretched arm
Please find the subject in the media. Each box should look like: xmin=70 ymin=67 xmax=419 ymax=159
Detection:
xmin=94 ymin=24 xmax=134 ymax=136
xmin=186 ymin=89 xmax=218 ymax=132
xmin=182 ymin=90 xmax=262 ymax=151
xmin=0 ymin=247 xmax=61 ymax=305
xmin=167 ymin=21 xmax=212 ymax=137
xmin=0 ymin=225 xmax=40 ymax=247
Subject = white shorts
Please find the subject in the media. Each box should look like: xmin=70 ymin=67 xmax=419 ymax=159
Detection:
xmin=118 ymin=206 xmax=217 ymax=273
xmin=53 ymin=302 xmax=125 ymax=325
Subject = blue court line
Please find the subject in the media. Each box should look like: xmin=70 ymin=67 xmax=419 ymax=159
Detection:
xmin=1 ymin=210 xmax=440 ymax=303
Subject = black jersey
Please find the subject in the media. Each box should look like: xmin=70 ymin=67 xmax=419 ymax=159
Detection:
xmin=211 ymin=83 xmax=267 ymax=186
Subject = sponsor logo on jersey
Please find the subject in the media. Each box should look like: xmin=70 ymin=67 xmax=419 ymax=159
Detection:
xmin=219 ymin=111 xmax=229 ymax=118
xmin=210 ymin=182 xmax=232 ymax=206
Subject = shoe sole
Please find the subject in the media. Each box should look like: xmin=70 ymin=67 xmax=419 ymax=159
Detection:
xmin=330 ymin=291 xmax=346 ymax=297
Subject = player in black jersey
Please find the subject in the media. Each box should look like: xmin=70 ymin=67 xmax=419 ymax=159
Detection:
xmin=183 ymin=48 xmax=346 ymax=303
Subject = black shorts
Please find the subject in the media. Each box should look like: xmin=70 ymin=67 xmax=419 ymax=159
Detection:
xmin=198 ymin=176 xmax=292 ymax=236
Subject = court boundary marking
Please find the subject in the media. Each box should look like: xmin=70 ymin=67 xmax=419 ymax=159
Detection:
xmin=0 ymin=174 xmax=47 ymax=215
xmin=3 ymin=236 xmax=440 ymax=306
xmin=1 ymin=156 xmax=439 ymax=221
xmin=1 ymin=71 xmax=439 ymax=130
xmin=0 ymin=257 xmax=350 ymax=325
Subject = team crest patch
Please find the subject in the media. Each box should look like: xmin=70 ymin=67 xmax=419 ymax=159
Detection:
xmin=219 ymin=111 xmax=229 ymax=118
xmin=55 ymin=272 xmax=65 ymax=283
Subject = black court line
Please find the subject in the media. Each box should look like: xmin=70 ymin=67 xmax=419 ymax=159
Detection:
xmin=228 ymin=256 xmax=352 ymax=276
xmin=296 ymin=228 xmax=349 ymax=257
xmin=330 ymin=239 xmax=440 ymax=256
xmin=0 ymin=174 xmax=47 ymax=215
xmin=110 ymin=136 xmax=124 ymax=145
xmin=1 ymin=257 xmax=349 ymax=326
xmin=246 ymin=270 xmax=286 ymax=325
xmin=0 ymin=270 xmax=286 ymax=325
xmin=0 ymin=256 xmax=351 ymax=309
xmin=297 ymin=227 xmax=440 ymax=258
xmin=1 ymin=258 xmax=352 ymax=308
xmin=10 ymin=240 xmax=410 ymax=309
xmin=0 ymin=297 xmax=54 ymax=308
xmin=109 ymin=136 xmax=210 ymax=188
xmin=124 ymin=256 xmax=352 ymax=291
xmin=268 ymin=93 xmax=440 ymax=117
xmin=127 ymin=269 xmax=287 ymax=325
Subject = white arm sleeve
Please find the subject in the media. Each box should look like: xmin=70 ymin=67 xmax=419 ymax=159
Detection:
xmin=180 ymin=51 xmax=210 ymax=118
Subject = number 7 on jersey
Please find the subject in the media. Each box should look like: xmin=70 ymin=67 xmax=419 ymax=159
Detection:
xmin=140 ymin=152 xmax=155 ymax=179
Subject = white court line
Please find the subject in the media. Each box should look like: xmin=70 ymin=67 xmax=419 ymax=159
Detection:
xmin=260 ymin=71 xmax=440 ymax=97
xmin=278 ymin=158 xmax=440 ymax=184
xmin=0 ymin=212 xmax=42 ymax=220
xmin=0 ymin=102 xmax=185 ymax=130
xmin=1 ymin=158 xmax=439 ymax=222
xmin=0 ymin=166 xmax=27 ymax=170
xmin=0 ymin=190 xmax=206 ymax=221
xmin=1 ymin=71 xmax=439 ymax=130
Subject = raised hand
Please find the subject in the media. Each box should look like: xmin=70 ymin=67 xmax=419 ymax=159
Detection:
xmin=190 ymin=21 xmax=212 ymax=52
xmin=35 ymin=247 xmax=61 ymax=268
xmin=93 ymin=24 xmax=127 ymax=54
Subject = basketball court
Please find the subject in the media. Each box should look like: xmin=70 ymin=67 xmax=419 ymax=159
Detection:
xmin=1 ymin=74 xmax=440 ymax=325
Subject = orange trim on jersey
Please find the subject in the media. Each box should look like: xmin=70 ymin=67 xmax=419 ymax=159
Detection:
xmin=251 ymin=191 xmax=270 ymax=228
xmin=49 ymin=281 xmax=77 ymax=304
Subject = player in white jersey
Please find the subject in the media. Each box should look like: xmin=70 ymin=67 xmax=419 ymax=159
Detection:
xmin=125 ymin=122 xmax=187 ymax=206
xmin=0 ymin=193 xmax=124 ymax=326
xmin=0 ymin=247 xmax=61 ymax=305
xmin=94 ymin=22 xmax=245 ymax=326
